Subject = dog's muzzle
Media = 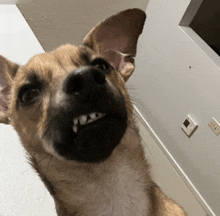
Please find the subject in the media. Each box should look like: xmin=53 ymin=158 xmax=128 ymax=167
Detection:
xmin=45 ymin=65 xmax=127 ymax=163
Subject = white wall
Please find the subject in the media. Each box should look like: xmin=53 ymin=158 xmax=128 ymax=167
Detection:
xmin=128 ymin=0 xmax=220 ymax=215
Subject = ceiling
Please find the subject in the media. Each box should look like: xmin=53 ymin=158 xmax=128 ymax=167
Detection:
xmin=1 ymin=0 xmax=149 ymax=52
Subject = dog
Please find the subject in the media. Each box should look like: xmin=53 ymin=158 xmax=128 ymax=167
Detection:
xmin=0 ymin=9 xmax=187 ymax=216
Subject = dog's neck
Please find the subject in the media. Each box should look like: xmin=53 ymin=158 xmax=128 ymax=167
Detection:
xmin=32 ymin=122 xmax=151 ymax=216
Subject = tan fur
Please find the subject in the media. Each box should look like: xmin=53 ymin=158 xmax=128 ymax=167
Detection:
xmin=0 ymin=9 xmax=187 ymax=216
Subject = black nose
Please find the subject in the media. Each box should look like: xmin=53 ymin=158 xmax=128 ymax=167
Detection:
xmin=63 ymin=67 xmax=106 ymax=94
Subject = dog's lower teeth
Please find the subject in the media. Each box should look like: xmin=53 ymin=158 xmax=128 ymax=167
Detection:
xmin=73 ymin=125 xmax=78 ymax=133
xmin=79 ymin=115 xmax=87 ymax=125
xmin=73 ymin=118 xmax=78 ymax=125
xmin=73 ymin=112 xmax=106 ymax=133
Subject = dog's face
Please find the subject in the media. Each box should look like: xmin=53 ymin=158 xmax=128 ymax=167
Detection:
xmin=11 ymin=45 xmax=129 ymax=163
xmin=0 ymin=9 xmax=146 ymax=163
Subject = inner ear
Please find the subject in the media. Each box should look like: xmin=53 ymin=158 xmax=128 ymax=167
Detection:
xmin=0 ymin=55 xmax=19 ymax=124
xmin=83 ymin=9 xmax=146 ymax=55
xmin=102 ymin=50 xmax=134 ymax=82
xmin=83 ymin=9 xmax=146 ymax=82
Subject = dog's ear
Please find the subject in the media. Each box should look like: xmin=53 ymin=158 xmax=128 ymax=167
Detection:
xmin=83 ymin=8 xmax=146 ymax=82
xmin=0 ymin=55 xmax=19 ymax=124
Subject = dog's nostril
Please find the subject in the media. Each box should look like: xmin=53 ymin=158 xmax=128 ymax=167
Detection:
xmin=93 ymin=70 xmax=105 ymax=85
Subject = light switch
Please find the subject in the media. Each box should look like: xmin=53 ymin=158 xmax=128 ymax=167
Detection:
xmin=208 ymin=117 xmax=220 ymax=136
xmin=181 ymin=115 xmax=198 ymax=137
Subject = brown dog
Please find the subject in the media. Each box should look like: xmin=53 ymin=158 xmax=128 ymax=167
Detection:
xmin=0 ymin=9 xmax=187 ymax=216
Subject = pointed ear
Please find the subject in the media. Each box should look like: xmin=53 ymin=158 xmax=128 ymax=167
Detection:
xmin=0 ymin=55 xmax=19 ymax=124
xmin=83 ymin=8 xmax=146 ymax=82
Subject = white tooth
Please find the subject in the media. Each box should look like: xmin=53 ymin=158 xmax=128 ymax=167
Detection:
xmin=90 ymin=113 xmax=97 ymax=120
xmin=73 ymin=125 xmax=78 ymax=133
xmin=79 ymin=115 xmax=87 ymax=125
xmin=73 ymin=118 xmax=78 ymax=125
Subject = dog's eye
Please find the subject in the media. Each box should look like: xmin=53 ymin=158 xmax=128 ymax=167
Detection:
xmin=18 ymin=85 xmax=41 ymax=105
xmin=91 ymin=58 xmax=110 ymax=71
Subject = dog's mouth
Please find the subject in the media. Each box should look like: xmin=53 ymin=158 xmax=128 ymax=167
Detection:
xmin=48 ymin=108 xmax=127 ymax=163
xmin=72 ymin=112 xmax=106 ymax=134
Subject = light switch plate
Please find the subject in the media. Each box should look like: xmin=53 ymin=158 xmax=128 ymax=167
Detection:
xmin=208 ymin=117 xmax=220 ymax=136
xmin=181 ymin=115 xmax=198 ymax=137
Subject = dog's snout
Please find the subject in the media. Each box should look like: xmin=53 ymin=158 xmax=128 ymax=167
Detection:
xmin=63 ymin=67 xmax=106 ymax=94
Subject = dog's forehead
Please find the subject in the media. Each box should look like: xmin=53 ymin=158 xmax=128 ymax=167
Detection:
xmin=52 ymin=44 xmax=95 ymax=67
xmin=16 ymin=45 xmax=97 ymax=84
xmin=27 ymin=44 xmax=94 ymax=69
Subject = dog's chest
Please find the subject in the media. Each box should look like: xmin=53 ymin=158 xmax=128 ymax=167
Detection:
xmin=91 ymin=187 xmax=149 ymax=216
xmin=64 ymin=181 xmax=149 ymax=216
xmin=58 ymin=163 xmax=150 ymax=216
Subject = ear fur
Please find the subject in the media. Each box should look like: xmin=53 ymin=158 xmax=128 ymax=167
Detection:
xmin=0 ymin=55 xmax=19 ymax=124
xmin=83 ymin=8 xmax=146 ymax=82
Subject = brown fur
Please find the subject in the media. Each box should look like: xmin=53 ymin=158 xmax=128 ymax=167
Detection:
xmin=0 ymin=9 xmax=187 ymax=216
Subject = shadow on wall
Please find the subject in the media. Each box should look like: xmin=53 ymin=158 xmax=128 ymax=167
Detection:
xmin=17 ymin=0 xmax=149 ymax=52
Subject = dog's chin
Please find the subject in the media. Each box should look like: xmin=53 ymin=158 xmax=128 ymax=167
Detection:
xmin=51 ymin=115 xmax=127 ymax=163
